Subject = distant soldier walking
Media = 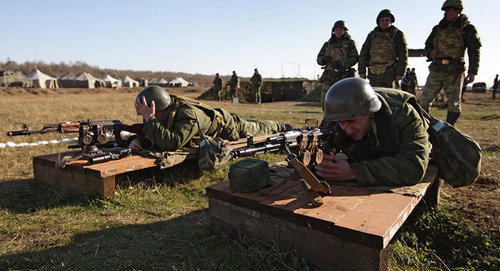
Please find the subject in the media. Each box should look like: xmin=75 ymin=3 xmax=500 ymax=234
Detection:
xmin=213 ymin=73 xmax=223 ymax=101
xmin=358 ymin=9 xmax=408 ymax=88
xmin=251 ymin=68 xmax=263 ymax=104
xmin=229 ymin=71 xmax=240 ymax=99
xmin=317 ymin=20 xmax=359 ymax=112
xmin=418 ymin=0 xmax=481 ymax=126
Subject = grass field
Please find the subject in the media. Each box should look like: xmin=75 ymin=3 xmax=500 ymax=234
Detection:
xmin=0 ymin=87 xmax=498 ymax=270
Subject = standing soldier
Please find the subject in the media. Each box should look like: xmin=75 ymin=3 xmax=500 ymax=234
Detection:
xmin=229 ymin=71 xmax=240 ymax=99
xmin=250 ymin=68 xmax=263 ymax=104
xmin=418 ymin=0 xmax=481 ymax=126
xmin=317 ymin=20 xmax=359 ymax=112
xmin=213 ymin=73 xmax=223 ymax=101
xmin=408 ymin=68 xmax=418 ymax=95
xmin=358 ymin=9 xmax=408 ymax=88
xmin=492 ymin=74 xmax=498 ymax=99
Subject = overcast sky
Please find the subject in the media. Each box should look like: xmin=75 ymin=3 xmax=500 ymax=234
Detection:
xmin=1 ymin=0 xmax=498 ymax=86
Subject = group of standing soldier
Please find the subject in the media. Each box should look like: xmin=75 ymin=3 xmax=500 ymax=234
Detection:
xmin=213 ymin=69 xmax=264 ymax=104
xmin=317 ymin=0 xmax=481 ymax=126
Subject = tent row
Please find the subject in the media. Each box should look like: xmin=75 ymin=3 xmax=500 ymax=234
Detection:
xmin=19 ymin=70 xmax=191 ymax=89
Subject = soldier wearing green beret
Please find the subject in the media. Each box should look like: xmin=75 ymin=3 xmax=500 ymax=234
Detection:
xmin=418 ymin=0 xmax=481 ymax=126
xmin=315 ymin=78 xmax=430 ymax=186
xmin=358 ymin=9 xmax=408 ymax=88
xmin=317 ymin=20 xmax=359 ymax=113
xmin=129 ymin=85 xmax=291 ymax=151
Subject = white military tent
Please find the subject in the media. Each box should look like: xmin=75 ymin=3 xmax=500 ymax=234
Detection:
xmin=149 ymin=78 xmax=169 ymax=87
xmin=122 ymin=76 xmax=139 ymax=88
xmin=26 ymin=69 xmax=59 ymax=89
xmin=102 ymin=74 xmax=122 ymax=88
xmin=168 ymin=77 xmax=190 ymax=87
xmin=59 ymin=72 xmax=105 ymax=88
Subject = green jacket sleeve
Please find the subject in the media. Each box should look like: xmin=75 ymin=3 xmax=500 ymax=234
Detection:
xmin=358 ymin=32 xmax=372 ymax=75
xmin=463 ymin=24 xmax=481 ymax=75
xmin=140 ymin=105 xmax=211 ymax=151
xmin=394 ymin=30 xmax=408 ymax=77
xmin=340 ymin=40 xmax=359 ymax=69
xmin=351 ymin=102 xmax=430 ymax=186
xmin=424 ymin=26 xmax=439 ymax=59
xmin=317 ymin=42 xmax=329 ymax=65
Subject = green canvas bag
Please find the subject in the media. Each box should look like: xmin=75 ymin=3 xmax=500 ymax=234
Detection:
xmin=229 ymin=158 xmax=276 ymax=193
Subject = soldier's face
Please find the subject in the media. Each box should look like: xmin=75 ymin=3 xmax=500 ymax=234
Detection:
xmin=379 ymin=17 xmax=392 ymax=29
xmin=338 ymin=113 xmax=371 ymax=141
xmin=333 ymin=27 xmax=346 ymax=38
xmin=444 ymin=8 xmax=461 ymax=22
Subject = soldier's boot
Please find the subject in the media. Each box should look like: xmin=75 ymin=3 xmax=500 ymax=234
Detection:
xmin=446 ymin=112 xmax=461 ymax=126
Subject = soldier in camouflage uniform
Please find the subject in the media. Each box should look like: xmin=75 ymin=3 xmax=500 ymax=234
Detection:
xmin=250 ymin=68 xmax=263 ymax=104
xmin=213 ymin=73 xmax=223 ymax=101
xmin=129 ymin=85 xmax=290 ymax=151
xmin=317 ymin=20 xmax=359 ymax=112
xmin=228 ymin=71 xmax=240 ymax=99
xmin=315 ymin=78 xmax=430 ymax=186
xmin=418 ymin=0 xmax=481 ymax=126
xmin=358 ymin=9 xmax=408 ymax=88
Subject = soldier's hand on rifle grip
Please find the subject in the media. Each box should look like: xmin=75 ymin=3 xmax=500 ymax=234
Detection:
xmin=136 ymin=96 xmax=155 ymax=121
xmin=315 ymin=151 xmax=356 ymax=182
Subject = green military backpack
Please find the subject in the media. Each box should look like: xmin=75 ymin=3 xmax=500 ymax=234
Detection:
xmin=229 ymin=158 xmax=276 ymax=193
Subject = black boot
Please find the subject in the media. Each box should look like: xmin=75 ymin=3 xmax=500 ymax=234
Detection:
xmin=446 ymin=112 xmax=461 ymax=126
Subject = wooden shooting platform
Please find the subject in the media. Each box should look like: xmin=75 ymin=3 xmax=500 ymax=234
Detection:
xmin=207 ymin=165 xmax=440 ymax=271
xmin=32 ymin=135 xmax=271 ymax=198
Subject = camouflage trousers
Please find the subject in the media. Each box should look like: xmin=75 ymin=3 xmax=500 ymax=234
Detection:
xmin=214 ymin=108 xmax=283 ymax=140
xmin=229 ymin=87 xmax=238 ymax=98
xmin=419 ymin=70 xmax=464 ymax=113
xmin=252 ymin=86 xmax=261 ymax=103
xmin=368 ymin=65 xmax=396 ymax=88
xmin=216 ymin=87 xmax=224 ymax=100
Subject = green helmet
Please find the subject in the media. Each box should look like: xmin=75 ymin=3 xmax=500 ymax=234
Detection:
xmin=332 ymin=20 xmax=348 ymax=31
xmin=376 ymin=9 xmax=395 ymax=24
xmin=324 ymin=78 xmax=381 ymax=121
xmin=135 ymin=85 xmax=172 ymax=112
xmin=441 ymin=0 xmax=464 ymax=10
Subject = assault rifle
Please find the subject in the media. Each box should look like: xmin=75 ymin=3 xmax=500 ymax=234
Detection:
xmin=231 ymin=118 xmax=342 ymax=206
xmin=7 ymin=120 xmax=143 ymax=166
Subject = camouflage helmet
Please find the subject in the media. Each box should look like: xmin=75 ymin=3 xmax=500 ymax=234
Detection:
xmin=324 ymin=77 xmax=381 ymax=121
xmin=376 ymin=9 xmax=395 ymax=24
xmin=332 ymin=20 xmax=348 ymax=31
xmin=441 ymin=0 xmax=464 ymax=10
xmin=135 ymin=85 xmax=172 ymax=112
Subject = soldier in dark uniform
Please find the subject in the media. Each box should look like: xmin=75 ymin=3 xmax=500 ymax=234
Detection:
xmin=228 ymin=71 xmax=240 ymax=99
xmin=358 ymin=9 xmax=408 ymax=88
xmin=129 ymin=85 xmax=290 ymax=151
xmin=250 ymin=68 xmax=263 ymax=104
xmin=418 ymin=0 xmax=481 ymax=125
xmin=317 ymin=20 xmax=359 ymax=112
xmin=213 ymin=73 xmax=223 ymax=101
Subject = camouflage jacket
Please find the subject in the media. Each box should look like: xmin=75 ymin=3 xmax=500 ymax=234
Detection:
xmin=344 ymin=88 xmax=430 ymax=186
xmin=250 ymin=73 xmax=263 ymax=88
xmin=424 ymin=14 xmax=481 ymax=75
xmin=358 ymin=26 xmax=408 ymax=77
xmin=138 ymin=96 xmax=222 ymax=151
xmin=229 ymin=74 xmax=240 ymax=88
xmin=317 ymin=33 xmax=359 ymax=80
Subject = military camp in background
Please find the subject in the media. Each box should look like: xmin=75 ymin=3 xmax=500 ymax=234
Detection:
xmin=0 ymin=70 xmax=31 ymax=87
xmin=198 ymin=78 xmax=319 ymax=103
xmin=122 ymin=76 xmax=140 ymax=88
xmin=59 ymin=72 xmax=105 ymax=88
xmin=26 ymin=69 xmax=59 ymax=89
xmin=101 ymin=74 xmax=122 ymax=88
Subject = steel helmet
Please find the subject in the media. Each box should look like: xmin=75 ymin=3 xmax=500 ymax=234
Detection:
xmin=441 ymin=0 xmax=464 ymax=10
xmin=332 ymin=20 xmax=348 ymax=31
xmin=135 ymin=85 xmax=172 ymax=112
xmin=324 ymin=77 xmax=381 ymax=121
xmin=376 ymin=9 xmax=395 ymax=24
